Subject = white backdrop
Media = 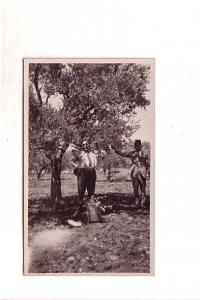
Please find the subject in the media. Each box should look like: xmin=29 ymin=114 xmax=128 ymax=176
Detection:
xmin=1 ymin=0 xmax=200 ymax=299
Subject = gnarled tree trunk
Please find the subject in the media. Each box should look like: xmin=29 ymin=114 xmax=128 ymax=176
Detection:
xmin=50 ymin=158 xmax=62 ymax=204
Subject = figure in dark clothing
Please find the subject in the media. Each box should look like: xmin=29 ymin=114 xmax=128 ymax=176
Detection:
xmin=112 ymin=140 xmax=150 ymax=207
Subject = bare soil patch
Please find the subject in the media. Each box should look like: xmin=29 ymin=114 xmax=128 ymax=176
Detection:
xmin=28 ymin=169 xmax=150 ymax=273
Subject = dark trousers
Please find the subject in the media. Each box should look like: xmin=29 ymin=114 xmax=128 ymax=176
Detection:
xmin=77 ymin=168 xmax=96 ymax=209
xmin=131 ymin=170 xmax=146 ymax=205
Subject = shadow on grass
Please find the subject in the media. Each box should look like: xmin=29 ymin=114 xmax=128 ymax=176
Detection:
xmin=97 ymin=177 xmax=130 ymax=183
xmin=28 ymin=193 xmax=150 ymax=227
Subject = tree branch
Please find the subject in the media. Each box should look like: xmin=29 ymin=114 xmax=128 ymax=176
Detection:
xmin=81 ymin=105 xmax=95 ymax=121
xmin=34 ymin=64 xmax=43 ymax=106
xmin=111 ymin=145 xmax=135 ymax=158
xmin=46 ymin=94 xmax=50 ymax=106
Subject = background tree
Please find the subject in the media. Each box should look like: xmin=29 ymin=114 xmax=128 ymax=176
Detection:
xmin=29 ymin=150 xmax=50 ymax=179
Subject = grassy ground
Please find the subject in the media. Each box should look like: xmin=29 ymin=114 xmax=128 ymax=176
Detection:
xmin=28 ymin=168 xmax=151 ymax=274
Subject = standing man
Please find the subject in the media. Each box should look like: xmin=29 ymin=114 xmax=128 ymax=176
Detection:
xmin=71 ymin=140 xmax=97 ymax=219
xmin=112 ymin=140 xmax=149 ymax=207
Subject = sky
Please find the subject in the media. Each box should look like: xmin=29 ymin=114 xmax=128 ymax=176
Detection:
xmin=131 ymin=101 xmax=154 ymax=141
xmin=130 ymin=63 xmax=154 ymax=142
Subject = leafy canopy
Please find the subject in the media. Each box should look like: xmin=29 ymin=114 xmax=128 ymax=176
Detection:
xmin=29 ymin=63 xmax=151 ymax=158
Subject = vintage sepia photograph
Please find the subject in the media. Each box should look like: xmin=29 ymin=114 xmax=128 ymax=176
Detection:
xmin=24 ymin=58 xmax=155 ymax=275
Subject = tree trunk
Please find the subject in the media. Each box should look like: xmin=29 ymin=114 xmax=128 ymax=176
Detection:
xmin=50 ymin=158 xmax=62 ymax=204
xmin=46 ymin=95 xmax=50 ymax=106
xmin=44 ymin=141 xmax=69 ymax=207
xmin=34 ymin=64 xmax=43 ymax=106
xmin=37 ymin=166 xmax=45 ymax=179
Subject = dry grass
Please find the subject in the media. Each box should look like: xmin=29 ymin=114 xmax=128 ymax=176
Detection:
xmin=28 ymin=168 xmax=151 ymax=274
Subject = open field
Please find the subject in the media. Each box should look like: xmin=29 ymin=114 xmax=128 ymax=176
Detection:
xmin=27 ymin=168 xmax=151 ymax=274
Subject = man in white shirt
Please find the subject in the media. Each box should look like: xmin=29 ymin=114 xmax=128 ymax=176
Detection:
xmin=71 ymin=140 xmax=97 ymax=219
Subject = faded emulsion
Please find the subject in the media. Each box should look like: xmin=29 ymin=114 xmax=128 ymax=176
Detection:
xmin=24 ymin=58 xmax=155 ymax=275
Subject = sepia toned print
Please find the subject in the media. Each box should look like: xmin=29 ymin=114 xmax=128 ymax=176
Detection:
xmin=24 ymin=58 xmax=155 ymax=275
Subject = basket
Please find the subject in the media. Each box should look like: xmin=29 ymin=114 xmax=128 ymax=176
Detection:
xmin=87 ymin=201 xmax=102 ymax=222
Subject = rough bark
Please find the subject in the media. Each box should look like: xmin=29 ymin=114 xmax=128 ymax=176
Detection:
xmin=34 ymin=64 xmax=43 ymax=106
xmin=45 ymin=140 xmax=69 ymax=205
xmin=50 ymin=158 xmax=62 ymax=204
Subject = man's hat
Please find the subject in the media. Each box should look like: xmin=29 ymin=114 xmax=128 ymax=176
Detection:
xmin=134 ymin=139 xmax=142 ymax=147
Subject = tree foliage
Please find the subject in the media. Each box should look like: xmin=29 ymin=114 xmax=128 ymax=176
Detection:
xmin=29 ymin=63 xmax=150 ymax=147
xmin=28 ymin=62 xmax=151 ymax=201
